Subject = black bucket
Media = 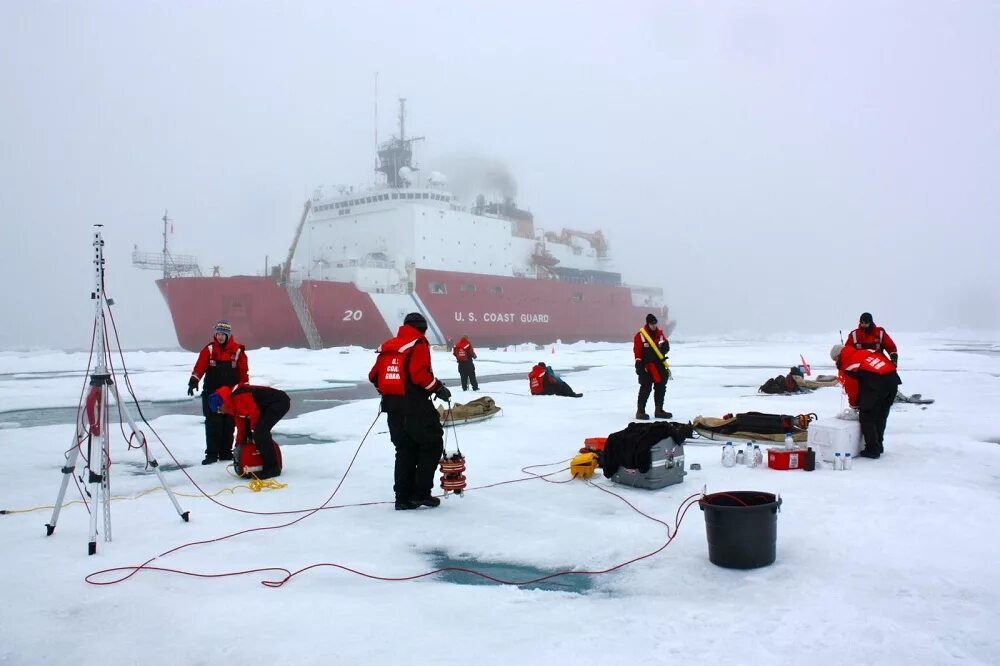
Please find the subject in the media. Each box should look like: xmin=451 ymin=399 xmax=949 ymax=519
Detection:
xmin=699 ymin=491 xmax=781 ymax=569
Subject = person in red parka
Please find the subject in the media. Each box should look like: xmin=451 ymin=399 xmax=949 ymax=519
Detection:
xmin=831 ymin=343 xmax=901 ymax=459
xmin=845 ymin=312 xmax=898 ymax=365
xmin=527 ymin=362 xmax=582 ymax=397
xmin=188 ymin=320 xmax=249 ymax=464
xmin=633 ymin=313 xmax=671 ymax=420
xmin=209 ymin=384 xmax=289 ymax=479
xmin=452 ymin=335 xmax=479 ymax=391
xmin=369 ymin=312 xmax=451 ymax=511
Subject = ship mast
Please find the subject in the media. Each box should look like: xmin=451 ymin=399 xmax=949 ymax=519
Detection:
xmin=160 ymin=210 xmax=170 ymax=280
xmin=376 ymin=98 xmax=424 ymax=188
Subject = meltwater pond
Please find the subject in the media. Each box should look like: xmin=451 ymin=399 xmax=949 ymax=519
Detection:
xmin=0 ymin=369 xmax=588 ymax=429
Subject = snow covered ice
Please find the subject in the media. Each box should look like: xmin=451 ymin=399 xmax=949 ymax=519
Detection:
xmin=1 ymin=332 xmax=999 ymax=665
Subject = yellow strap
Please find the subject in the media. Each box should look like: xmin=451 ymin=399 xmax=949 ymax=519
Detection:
xmin=638 ymin=327 xmax=669 ymax=368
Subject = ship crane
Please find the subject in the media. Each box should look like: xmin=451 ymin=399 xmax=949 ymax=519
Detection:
xmin=545 ymin=228 xmax=610 ymax=258
xmin=279 ymin=200 xmax=313 ymax=285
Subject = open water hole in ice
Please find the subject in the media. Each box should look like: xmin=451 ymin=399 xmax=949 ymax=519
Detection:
xmin=427 ymin=550 xmax=595 ymax=594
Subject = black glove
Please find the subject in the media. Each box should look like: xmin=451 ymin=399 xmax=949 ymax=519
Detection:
xmin=889 ymin=352 xmax=898 ymax=366
xmin=187 ymin=378 xmax=198 ymax=396
xmin=635 ymin=360 xmax=643 ymax=376
xmin=435 ymin=384 xmax=452 ymax=402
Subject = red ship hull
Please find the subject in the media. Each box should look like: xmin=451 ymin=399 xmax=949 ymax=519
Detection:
xmin=158 ymin=270 xmax=666 ymax=352
xmin=158 ymin=277 xmax=309 ymax=351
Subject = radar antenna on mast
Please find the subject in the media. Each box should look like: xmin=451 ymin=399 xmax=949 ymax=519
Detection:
xmin=131 ymin=210 xmax=202 ymax=277
xmin=376 ymin=98 xmax=424 ymax=188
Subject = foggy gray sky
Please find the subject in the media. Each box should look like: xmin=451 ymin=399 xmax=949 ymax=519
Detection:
xmin=2 ymin=1 xmax=998 ymax=350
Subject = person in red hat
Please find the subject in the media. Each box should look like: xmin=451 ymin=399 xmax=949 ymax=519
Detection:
xmin=369 ymin=312 xmax=451 ymax=511
xmin=633 ymin=313 xmax=671 ymax=420
xmin=188 ymin=320 xmax=249 ymax=464
xmin=845 ymin=312 xmax=898 ymax=365
xmin=831 ymin=343 xmax=901 ymax=459
xmin=209 ymin=384 xmax=289 ymax=479
xmin=452 ymin=335 xmax=479 ymax=391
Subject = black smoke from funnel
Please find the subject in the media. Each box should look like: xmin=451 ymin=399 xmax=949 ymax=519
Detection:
xmin=430 ymin=154 xmax=518 ymax=203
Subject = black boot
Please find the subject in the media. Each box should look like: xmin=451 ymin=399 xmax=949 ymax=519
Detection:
xmin=395 ymin=498 xmax=420 ymax=510
xmin=654 ymin=408 xmax=672 ymax=419
xmin=635 ymin=410 xmax=650 ymax=420
xmin=201 ymin=455 xmax=218 ymax=465
xmin=412 ymin=496 xmax=441 ymax=508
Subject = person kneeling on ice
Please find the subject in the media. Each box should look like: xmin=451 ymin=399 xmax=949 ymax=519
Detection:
xmin=528 ymin=362 xmax=582 ymax=398
xmin=831 ymin=344 xmax=901 ymax=459
xmin=369 ymin=312 xmax=450 ymax=511
xmin=209 ymin=384 xmax=289 ymax=479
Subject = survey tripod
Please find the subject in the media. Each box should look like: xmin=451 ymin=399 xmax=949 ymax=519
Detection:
xmin=46 ymin=228 xmax=188 ymax=555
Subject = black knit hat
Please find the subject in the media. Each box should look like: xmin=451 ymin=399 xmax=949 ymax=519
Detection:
xmin=859 ymin=312 xmax=874 ymax=325
xmin=646 ymin=313 xmax=658 ymax=325
xmin=403 ymin=312 xmax=428 ymax=333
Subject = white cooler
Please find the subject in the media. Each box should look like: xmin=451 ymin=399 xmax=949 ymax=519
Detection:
xmin=807 ymin=418 xmax=862 ymax=463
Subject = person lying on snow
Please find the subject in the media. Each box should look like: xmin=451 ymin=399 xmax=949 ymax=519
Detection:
xmin=209 ymin=384 xmax=290 ymax=479
xmin=528 ymin=362 xmax=582 ymax=397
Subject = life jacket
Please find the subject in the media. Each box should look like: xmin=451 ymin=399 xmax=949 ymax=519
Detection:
xmin=373 ymin=348 xmax=411 ymax=396
xmin=528 ymin=365 xmax=548 ymax=395
xmin=198 ymin=339 xmax=246 ymax=393
xmin=846 ymin=326 xmax=896 ymax=354
xmin=453 ymin=338 xmax=473 ymax=362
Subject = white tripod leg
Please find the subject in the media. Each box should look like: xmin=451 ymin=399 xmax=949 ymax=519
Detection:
xmin=115 ymin=390 xmax=189 ymax=522
xmin=45 ymin=432 xmax=84 ymax=536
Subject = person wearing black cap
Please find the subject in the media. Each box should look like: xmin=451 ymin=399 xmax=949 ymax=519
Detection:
xmin=368 ymin=312 xmax=451 ymax=510
xmin=846 ymin=312 xmax=898 ymax=365
xmin=188 ymin=320 xmax=249 ymax=464
xmin=633 ymin=313 xmax=671 ymax=420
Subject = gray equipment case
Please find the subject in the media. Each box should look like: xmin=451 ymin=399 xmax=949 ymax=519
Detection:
xmin=610 ymin=439 xmax=686 ymax=490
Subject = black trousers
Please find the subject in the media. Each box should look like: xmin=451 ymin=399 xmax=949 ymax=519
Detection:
xmin=637 ymin=373 xmax=666 ymax=411
xmin=201 ymin=394 xmax=235 ymax=458
xmin=542 ymin=380 xmax=579 ymax=397
xmin=386 ymin=398 xmax=444 ymax=501
xmin=253 ymin=397 xmax=290 ymax=469
xmin=457 ymin=360 xmax=478 ymax=390
xmin=857 ymin=373 xmax=898 ymax=455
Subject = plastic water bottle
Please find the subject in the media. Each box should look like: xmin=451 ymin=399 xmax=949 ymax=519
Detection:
xmin=745 ymin=441 xmax=756 ymax=467
xmin=784 ymin=432 xmax=795 ymax=449
xmin=721 ymin=443 xmax=736 ymax=468
xmin=834 ymin=452 xmax=843 ymax=470
xmin=752 ymin=445 xmax=763 ymax=468
xmin=736 ymin=449 xmax=745 ymax=465
xmin=844 ymin=453 xmax=852 ymax=470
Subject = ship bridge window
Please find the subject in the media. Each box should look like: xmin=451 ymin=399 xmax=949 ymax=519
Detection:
xmin=572 ymin=292 xmax=584 ymax=303
xmin=460 ymin=283 xmax=476 ymax=293
xmin=422 ymin=193 xmax=429 ymax=199
xmin=429 ymin=282 xmax=447 ymax=295
xmin=489 ymin=286 xmax=503 ymax=295
xmin=391 ymin=193 xmax=398 ymax=199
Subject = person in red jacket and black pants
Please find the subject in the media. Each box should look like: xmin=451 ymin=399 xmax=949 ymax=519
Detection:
xmin=188 ymin=320 xmax=249 ymax=464
xmin=369 ymin=312 xmax=451 ymax=511
xmin=209 ymin=383 xmax=289 ymax=479
xmin=452 ymin=335 xmax=479 ymax=391
xmin=845 ymin=312 xmax=898 ymax=365
xmin=634 ymin=313 xmax=671 ymax=420
xmin=831 ymin=343 xmax=901 ymax=459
